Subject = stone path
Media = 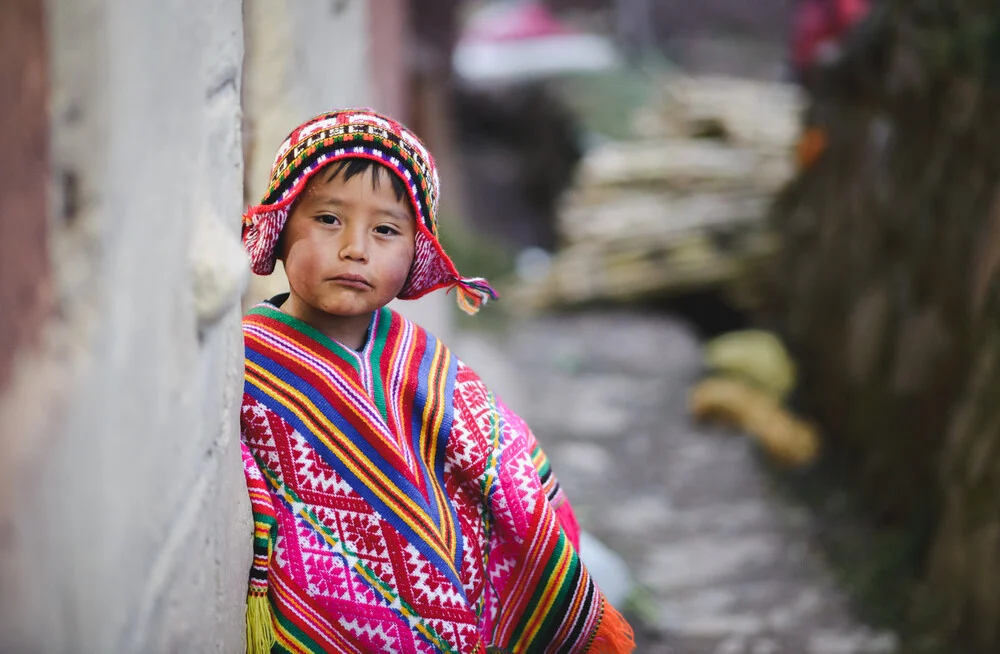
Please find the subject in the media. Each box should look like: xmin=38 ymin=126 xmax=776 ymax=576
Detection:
xmin=452 ymin=311 xmax=898 ymax=654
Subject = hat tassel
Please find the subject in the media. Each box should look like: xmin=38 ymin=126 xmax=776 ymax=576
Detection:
xmin=451 ymin=277 xmax=498 ymax=315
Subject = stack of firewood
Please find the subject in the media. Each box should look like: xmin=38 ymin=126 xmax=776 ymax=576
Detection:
xmin=508 ymin=75 xmax=803 ymax=312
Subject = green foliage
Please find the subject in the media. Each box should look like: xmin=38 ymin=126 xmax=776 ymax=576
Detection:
xmin=895 ymin=1 xmax=1000 ymax=78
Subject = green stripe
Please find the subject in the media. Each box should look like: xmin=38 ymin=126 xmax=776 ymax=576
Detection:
xmin=531 ymin=444 xmax=551 ymax=477
xmin=248 ymin=304 xmax=362 ymax=375
xmin=533 ymin=555 xmax=583 ymax=647
xmin=273 ymin=605 xmax=326 ymax=654
xmin=253 ymin=512 xmax=277 ymax=532
xmin=477 ymin=400 xmax=505 ymax=625
xmin=366 ymin=307 xmax=392 ymax=422
xmin=508 ymin=532 xmax=575 ymax=648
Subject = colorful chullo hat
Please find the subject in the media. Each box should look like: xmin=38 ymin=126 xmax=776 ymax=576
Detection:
xmin=242 ymin=109 xmax=497 ymax=314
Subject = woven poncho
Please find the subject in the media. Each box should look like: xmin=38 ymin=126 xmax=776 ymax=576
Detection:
xmin=241 ymin=302 xmax=634 ymax=652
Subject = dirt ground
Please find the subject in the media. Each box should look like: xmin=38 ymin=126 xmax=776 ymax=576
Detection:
xmin=453 ymin=310 xmax=898 ymax=654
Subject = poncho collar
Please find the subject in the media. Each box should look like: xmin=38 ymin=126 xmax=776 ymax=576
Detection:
xmin=242 ymin=303 xmax=467 ymax=590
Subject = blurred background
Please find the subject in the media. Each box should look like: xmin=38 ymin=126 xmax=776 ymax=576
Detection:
xmin=3 ymin=0 xmax=1000 ymax=652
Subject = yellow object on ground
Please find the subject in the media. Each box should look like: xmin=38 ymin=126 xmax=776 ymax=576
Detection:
xmin=703 ymin=330 xmax=797 ymax=401
xmin=689 ymin=377 xmax=820 ymax=467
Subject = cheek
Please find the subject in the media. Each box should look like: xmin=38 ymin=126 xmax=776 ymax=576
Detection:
xmin=282 ymin=237 xmax=327 ymax=288
xmin=387 ymin=244 xmax=416 ymax=290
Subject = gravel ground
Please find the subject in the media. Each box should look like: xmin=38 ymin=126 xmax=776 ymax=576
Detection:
xmin=452 ymin=310 xmax=898 ymax=654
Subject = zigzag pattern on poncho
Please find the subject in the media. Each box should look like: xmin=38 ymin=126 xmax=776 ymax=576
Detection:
xmin=240 ymin=302 xmax=632 ymax=653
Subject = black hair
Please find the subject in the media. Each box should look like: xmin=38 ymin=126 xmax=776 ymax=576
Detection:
xmin=276 ymin=158 xmax=414 ymax=260
xmin=322 ymin=158 xmax=410 ymax=204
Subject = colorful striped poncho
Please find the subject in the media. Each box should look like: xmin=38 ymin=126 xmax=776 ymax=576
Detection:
xmin=240 ymin=300 xmax=634 ymax=653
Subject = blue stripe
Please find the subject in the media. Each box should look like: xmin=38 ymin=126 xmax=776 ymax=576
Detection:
xmin=408 ymin=337 xmax=464 ymax=574
xmin=243 ymin=348 xmax=466 ymax=595
xmin=411 ymin=336 xmax=441 ymax=527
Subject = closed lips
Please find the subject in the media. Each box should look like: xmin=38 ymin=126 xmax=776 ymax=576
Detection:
xmin=331 ymin=274 xmax=372 ymax=288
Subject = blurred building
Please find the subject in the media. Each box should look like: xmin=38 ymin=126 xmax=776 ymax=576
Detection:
xmin=545 ymin=0 xmax=791 ymax=79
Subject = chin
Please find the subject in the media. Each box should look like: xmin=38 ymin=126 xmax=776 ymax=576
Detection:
xmin=319 ymin=301 xmax=374 ymax=318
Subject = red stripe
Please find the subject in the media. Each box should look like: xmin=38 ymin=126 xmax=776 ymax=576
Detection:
xmin=271 ymin=566 xmax=369 ymax=653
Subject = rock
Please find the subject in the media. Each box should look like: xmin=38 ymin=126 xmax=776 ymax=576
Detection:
xmin=807 ymin=629 xmax=899 ymax=654
xmin=190 ymin=206 xmax=249 ymax=331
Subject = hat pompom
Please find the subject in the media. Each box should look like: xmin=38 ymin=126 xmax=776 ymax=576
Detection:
xmin=451 ymin=277 xmax=498 ymax=315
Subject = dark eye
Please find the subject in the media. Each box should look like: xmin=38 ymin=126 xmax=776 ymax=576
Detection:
xmin=375 ymin=225 xmax=400 ymax=236
xmin=316 ymin=214 xmax=339 ymax=225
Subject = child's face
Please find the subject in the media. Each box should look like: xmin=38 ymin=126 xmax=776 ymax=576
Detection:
xmin=278 ymin=165 xmax=416 ymax=322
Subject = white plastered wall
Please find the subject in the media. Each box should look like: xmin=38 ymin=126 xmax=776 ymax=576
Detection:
xmin=0 ymin=1 xmax=252 ymax=651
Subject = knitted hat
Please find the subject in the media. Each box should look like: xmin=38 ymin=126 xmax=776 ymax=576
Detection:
xmin=242 ymin=109 xmax=497 ymax=315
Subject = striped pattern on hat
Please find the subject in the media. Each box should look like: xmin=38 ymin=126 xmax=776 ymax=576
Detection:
xmin=241 ymin=109 xmax=497 ymax=314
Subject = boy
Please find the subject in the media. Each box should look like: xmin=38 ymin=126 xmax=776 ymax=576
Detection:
xmin=239 ymin=109 xmax=634 ymax=653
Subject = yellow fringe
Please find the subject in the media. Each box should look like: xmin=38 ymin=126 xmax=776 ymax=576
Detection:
xmin=246 ymin=592 xmax=275 ymax=654
xmin=454 ymin=284 xmax=483 ymax=316
xmin=588 ymin=601 xmax=636 ymax=653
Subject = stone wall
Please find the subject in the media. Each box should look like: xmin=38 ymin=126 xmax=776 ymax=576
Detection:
xmin=767 ymin=4 xmax=1000 ymax=651
xmin=0 ymin=1 xmax=251 ymax=651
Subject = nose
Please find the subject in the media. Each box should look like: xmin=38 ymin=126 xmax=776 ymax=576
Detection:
xmin=339 ymin=225 xmax=368 ymax=262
